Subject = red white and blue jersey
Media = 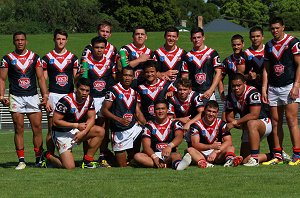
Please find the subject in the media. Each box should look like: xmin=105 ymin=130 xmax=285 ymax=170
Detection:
xmin=1 ymin=50 xmax=41 ymax=96
xmin=105 ymin=82 xmax=139 ymax=132
xmin=142 ymin=118 xmax=183 ymax=152
xmin=244 ymin=46 xmax=265 ymax=91
xmin=154 ymin=46 xmax=188 ymax=80
xmin=168 ymin=91 xmax=204 ymax=118
xmin=190 ymin=118 xmax=230 ymax=144
xmin=121 ymin=43 xmax=154 ymax=79
xmin=264 ymin=34 xmax=300 ymax=87
xmin=85 ymin=55 xmax=116 ymax=98
xmin=81 ymin=42 xmax=117 ymax=66
xmin=137 ymin=79 xmax=176 ymax=121
xmin=222 ymin=53 xmax=246 ymax=94
xmin=185 ymin=46 xmax=222 ymax=93
xmin=42 ymin=50 xmax=78 ymax=94
xmin=53 ymin=92 xmax=95 ymax=132
xmin=225 ymin=85 xmax=267 ymax=119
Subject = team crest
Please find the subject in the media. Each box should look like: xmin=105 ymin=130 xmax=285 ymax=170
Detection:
xmin=274 ymin=64 xmax=284 ymax=76
xmin=12 ymin=60 xmax=17 ymax=65
xmin=70 ymin=108 xmax=76 ymax=113
xmin=148 ymin=105 xmax=154 ymax=115
xmin=56 ymin=74 xmax=68 ymax=87
xmin=119 ymin=93 xmax=124 ymax=99
xmin=159 ymin=56 xmax=165 ymax=62
xmin=248 ymin=55 xmax=253 ymax=60
xmin=93 ymin=80 xmax=106 ymax=91
xmin=188 ymin=56 xmax=193 ymax=62
xmin=131 ymin=51 xmax=137 ymax=57
xmin=18 ymin=77 xmax=31 ymax=89
xmin=88 ymin=64 xmax=94 ymax=69
xmin=123 ymin=113 xmax=133 ymax=122
xmin=49 ymin=59 xmax=54 ymax=64
xmin=195 ymin=73 xmax=206 ymax=85
xmin=152 ymin=129 xmax=157 ymax=135
xmin=142 ymin=89 xmax=148 ymax=94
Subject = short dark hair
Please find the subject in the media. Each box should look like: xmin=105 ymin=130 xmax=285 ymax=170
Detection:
xmin=13 ymin=31 xmax=26 ymax=40
xmin=143 ymin=60 xmax=158 ymax=71
xmin=76 ymin=77 xmax=91 ymax=88
xmin=231 ymin=73 xmax=246 ymax=82
xmin=164 ymin=26 xmax=179 ymax=37
xmin=91 ymin=36 xmax=107 ymax=47
xmin=269 ymin=17 xmax=284 ymax=26
xmin=190 ymin=27 xmax=204 ymax=37
xmin=205 ymin=100 xmax=219 ymax=110
xmin=97 ymin=20 xmax=113 ymax=32
xmin=154 ymin=98 xmax=169 ymax=109
xmin=231 ymin=34 xmax=244 ymax=43
xmin=53 ymin=29 xmax=68 ymax=39
xmin=249 ymin=26 xmax=263 ymax=36
xmin=132 ymin=26 xmax=147 ymax=37
xmin=122 ymin=66 xmax=134 ymax=74
xmin=176 ymin=78 xmax=192 ymax=88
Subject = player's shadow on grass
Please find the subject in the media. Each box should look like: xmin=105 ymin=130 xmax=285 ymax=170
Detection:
xmin=0 ymin=162 xmax=36 ymax=168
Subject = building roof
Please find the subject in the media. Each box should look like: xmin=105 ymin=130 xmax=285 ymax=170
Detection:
xmin=204 ymin=19 xmax=248 ymax=32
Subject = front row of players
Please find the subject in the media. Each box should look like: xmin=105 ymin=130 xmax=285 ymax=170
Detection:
xmin=48 ymin=68 xmax=262 ymax=169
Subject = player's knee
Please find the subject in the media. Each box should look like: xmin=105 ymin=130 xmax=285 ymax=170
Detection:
xmin=246 ymin=120 xmax=257 ymax=130
xmin=186 ymin=147 xmax=195 ymax=154
xmin=133 ymin=152 xmax=143 ymax=162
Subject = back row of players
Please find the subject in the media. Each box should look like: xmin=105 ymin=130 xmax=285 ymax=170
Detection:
xmin=1 ymin=16 xmax=300 ymax=170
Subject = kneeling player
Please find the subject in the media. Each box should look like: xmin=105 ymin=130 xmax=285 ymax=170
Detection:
xmin=134 ymin=99 xmax=192 ymax=170
xmin=50 ymin=78 xmax=105 ymax=169
xmin=225 ymin=73 xmax=272 ymax=166
xmin=101 ymin=67 xmax=146 ymax=167
xmin=186 ymin=100 xmax=243 ymax=168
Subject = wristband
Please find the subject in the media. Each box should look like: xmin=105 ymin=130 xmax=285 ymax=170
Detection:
xmin=168 ymin=142 xmax=175 ymax=148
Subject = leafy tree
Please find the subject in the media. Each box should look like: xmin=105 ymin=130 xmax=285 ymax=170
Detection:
xmin=220 ymin=0 xmax=269 ymax=27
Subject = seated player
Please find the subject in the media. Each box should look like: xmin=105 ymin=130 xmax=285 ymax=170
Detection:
xmin=133 ymin=99 xmax=192 ymax=170
xmin=186 ymin=100 xmax=243 ymax=168
xmin=137 ymin=60 xmax=176 ymax=121
xmin=101 ymin=67 xmax=146 ymax=167
xmin=49 ymin=78 xmax=105 ymax=169
xmin=225 ymin=73 xmax=272 ymax=166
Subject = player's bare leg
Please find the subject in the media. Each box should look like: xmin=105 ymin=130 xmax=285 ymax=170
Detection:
xmin=186 ymin=147 xmax=208 ymax=168
xmin=84 ymin=125 xmax=104 ymax=158
xmin=115 ymin=151 xmax=128 ymax=167
xmin=133 ymin=153 xmax=155 ymax=167
xmin=269 ymin=106 xmax=284 ymax=161
xmin=28 ymin=112 xmax=44 ymax=166
xmin=285 ymin=103 xmax=300 ymax=165
xmin=60 ymin=150 xmax=75 ymax=169
xmin=11 ymin=112 xmax=26 ymax=169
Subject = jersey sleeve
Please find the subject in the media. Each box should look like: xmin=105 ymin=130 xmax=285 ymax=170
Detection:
xmin=212 ymin=51 xmax=222 ymax=68
xmin=0 ymin=56 xmax=9 ymax=68
xmin=54 ymin=97 xmax=70 ymax=115
xmin=190 ymin=123 xmax=200 ymax=136
xmin=193 ymin=94 xmax=205 ymax=108
xmin=104 ymin=89 xmax=116 ymax=102
xmin=35 ymin=54 xmax=42 ymax=68
xmin=142 ymin=124 xmax=152 ymax=138
xmin=247 ymin=90 xmax=261 ymax=106
xmin=291 ymin=39 xmax=300 ymax=55
xmin=41 ymin=56 xmax=48 ymax=70
xmin=89 ymin=97 xmax=95 ymax=110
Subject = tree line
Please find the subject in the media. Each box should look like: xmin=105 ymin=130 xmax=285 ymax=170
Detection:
xmin=0 ymin=0 xmax=299 ymax=34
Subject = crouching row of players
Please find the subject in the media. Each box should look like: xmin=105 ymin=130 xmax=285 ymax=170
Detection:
xmin=48 ymin=67 xmax=276 ymax=169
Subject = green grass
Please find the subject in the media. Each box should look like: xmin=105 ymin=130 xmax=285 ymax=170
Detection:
xmin=0 ymin=127 xmax=299 ymax=198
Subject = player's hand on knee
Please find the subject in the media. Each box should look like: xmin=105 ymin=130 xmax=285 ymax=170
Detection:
xmin=211 ymin=141 xmax=221 ymax=150
xmin=45 ymin=101 xmax=53 ymax=113
xmin=73 ymin=131 xmax=86 ymax=143
xmin=290 ymin=86 xmax=299 ymax=100
xmin=1 ymin=98 xmax=9 ymax=106
xmin=77 ymin=123 xmax=87 ymax=131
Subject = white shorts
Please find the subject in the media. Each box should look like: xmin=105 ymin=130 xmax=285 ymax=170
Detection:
xmin=112 ymin=123 xmax=143 ymax=152
xmin=9 ymin=94 xmax=41 ymax=113
xmin=201 ymin=149 xmax=214 ymax=158
xmin=94 ymin=97 xmax=105 ymax=118
xmin=48 ymin=92 xmax=67 ymax=116
xmin=241 ymin=118 xmax=272 ymax=143
xmin=154 ymin=152 xmax=172 ymax=163
xmin=268 ymin=83 xmax=300 ymax=106
xmin=52 ymin=128 xmax=80 ymax=154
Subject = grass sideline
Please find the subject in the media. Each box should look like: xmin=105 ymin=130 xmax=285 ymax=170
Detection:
xmin=0 ymin=127 xmax=299 ymax=197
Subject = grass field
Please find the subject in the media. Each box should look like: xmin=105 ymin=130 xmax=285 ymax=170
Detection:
xmin=0 ymin=127 xmax=299 ymax=198
xmin=1 ymin=31 xmax=300 ymax=197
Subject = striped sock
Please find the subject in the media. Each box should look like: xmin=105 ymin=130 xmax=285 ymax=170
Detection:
xmin=225 ymin=152 xmax=236 ymax=161
xmin=84 ymin=155 xmax=94 ymax=164
xmin=273 ymin=147 xmax=283 ymax=160
xmin=250 ymin=150 xmax=259 ymax=163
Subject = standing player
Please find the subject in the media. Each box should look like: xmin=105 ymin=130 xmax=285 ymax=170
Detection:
xmin=218 ymin=34 xmax=246 ymax=99
xmin=225 ymin=73 xmax=272 ymax=166
xmin=244 ymin=27 xmax=265 ymax=92
xmin=80 ymin=36 xmax=116 ymax=167
xmin=137 ymin=60 xmax=176 ymax=121
xmin=133 ymin=99 xmax=191 ymax=170
xmin=51 ymin=78 xmax=105 ymax=169
xmin=186 ymin=100 xmax=242 ymax=168
xmin=185 ymin=27 xmax=223 ymax=101
xmin=262 ymin=17 xmax=300 ymax=165
xmin=120 ymin=26 xmax=154 ymax=89
xmin=0 ymin=32 xmax=49 ymax=170
xmin=41 ymin=29 xmax=79 ymax=165
xmin=154 ymin=26 xmax=188 ymax=81
xmin=81 ymin=20 xmax=117 ymax=67
xmin=101 ymin=67 xmax=146 ymax=167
